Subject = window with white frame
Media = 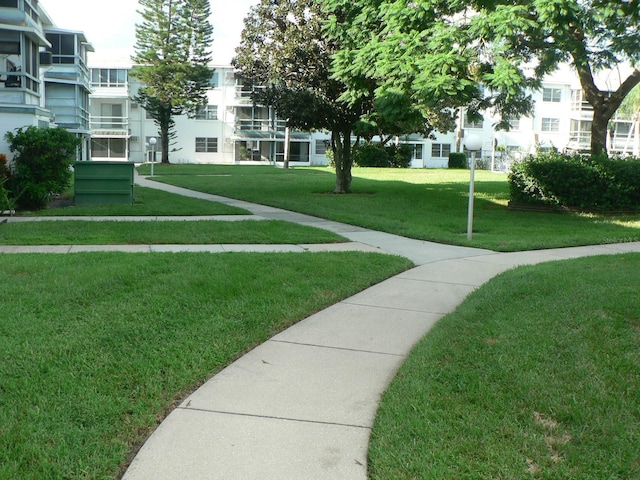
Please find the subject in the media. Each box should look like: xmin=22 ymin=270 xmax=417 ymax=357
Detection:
xmin=569 ymin=119 xmax=592 ymax=143
xmin=541 ymin=118 xmax=560 ymax=132
xmin=431 ymin=143 xmax=451 ymax=157
xmin=543 ymin=87 xmax=562 ymax=102
xmin=507 ymin=118 xmax=521 ymax=131
xmin=195 ymin=137 xmax=218 ymax=153
xmin=91 ymin=68 xmax=127 ymax=88
xmin=194 ymin=105 xmax=218 ymax=120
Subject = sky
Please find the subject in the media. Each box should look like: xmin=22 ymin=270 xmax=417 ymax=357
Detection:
xmin=41 ymin=0 xmax=259 ymax=66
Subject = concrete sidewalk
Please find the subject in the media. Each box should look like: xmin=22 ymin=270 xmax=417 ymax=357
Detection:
xmin=122 ymin=177 xmax=640 ymax=480
xmin=4 ymin=176 xmax=640 ymax=479
xmin=120 ymin=241 xmax=639 ymax=480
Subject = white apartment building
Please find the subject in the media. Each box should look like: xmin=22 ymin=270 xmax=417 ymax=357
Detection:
xmin=88 ymin=63 xmax=640 ymax=170
xmin=1 ymin=0 xmax=92 ymax=159
xmin=2 ymin=0 xmax=638 ymax=169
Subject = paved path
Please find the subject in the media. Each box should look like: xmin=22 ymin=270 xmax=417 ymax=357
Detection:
xmin=3 ymin=176 xmax=640 ymax=479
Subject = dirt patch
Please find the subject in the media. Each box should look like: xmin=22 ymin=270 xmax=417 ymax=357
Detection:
xmin=45 ymin=194 xmax=75 ymax=210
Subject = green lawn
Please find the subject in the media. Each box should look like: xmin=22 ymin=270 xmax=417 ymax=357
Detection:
xmin=0 ymin=220 xmax=345 ymax=245
xmin=369 ymin=253 xmax=640 ymax=479
xmin=30 ymin=185 xmax=249 ymax=216
xmin=0 ymin=252 xmax=412 ymax=479
xmin=140 ymin=164 xmax=640 ymax=252
xmin=3 ymin=164 xmax=638 ymax=479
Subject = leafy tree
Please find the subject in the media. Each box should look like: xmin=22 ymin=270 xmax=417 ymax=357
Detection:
xmin=131 ymin=0 xmax=213 ymax=163
xmin=234 ymin=0 xmax=363 ymax=193
xmin=4 ymin=126 xmax=80 ymax=210
xmin=325 ymin=0 xmax=640 ymax=156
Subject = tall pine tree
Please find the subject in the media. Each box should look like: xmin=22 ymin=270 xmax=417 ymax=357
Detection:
xmin=131 ymin=0 xmax=213 ymax=163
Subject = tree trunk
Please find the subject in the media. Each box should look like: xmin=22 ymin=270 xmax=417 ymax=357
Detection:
xmin=590 ymin=108 xmax=609 ymax=157
xmin=331 ymin=129 xmax=353 ymax=193
xmin=156 ymin=104 xmax=172 ymax=164
xmin=160 ymin=122 xmax=170 ymax=164
xmin=575 ymin=64 xmax=640 ymax=156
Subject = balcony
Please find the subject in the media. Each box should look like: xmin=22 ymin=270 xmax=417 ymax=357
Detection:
xmin=234 ymin=85 xmax=266 ymax=104
xmin=90 ymin=115 xmax=130 ymax=137
xmin=235 ymin=118 xmax=286 ymax=133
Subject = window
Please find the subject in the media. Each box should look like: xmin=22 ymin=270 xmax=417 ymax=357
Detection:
xmin=507 ymin=118 xmax=520 ymax=131
xmin=194 ymin=105 xmax=218 ymax=120
xmin=91 ymin=68 xmax=127 ymax=87
xmin=196 ymin=137 xmax=218 ymax=153
xmin=431 ymin=143 xmax=451 ymax=158
xmin=541 ymin=118 xmax=560 ymax=132
xmin=543 ymin=87 xmax=562 ymax=102
xmin=406 ymin=143 xmax=423 ymax=160
xmin=91 ymin=138 xmax=126 ymax=158
xmin=463 ymin=113 xmax=483 ymax=129
xmin=99 ymin=103 xmax=124 ymax=129
xmin=569 ymin=119 xmax=591 ymax=143
xmin=46 ymin=33 xmax=76 ymax=64
xmin=315 ymin=139 xmax=328 ymax=155
xmin=209 ymin=71 xmax=220 ymax=87
xmin=0 ymin=0 xmax=19 ymax=7
xmin=414 ymin=144 xmax=423 ymax=160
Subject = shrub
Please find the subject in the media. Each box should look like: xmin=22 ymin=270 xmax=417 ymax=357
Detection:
xmin=509 ymin=152 xmax=640 ymax=212
xmin=448 ymin=152 xmax=467 ymax=169
xmin=4 ymin=126 xmax=80 ymax=210
xmin=354 ymin=143 xmax=412 ymax=168
xmin=354 ymin=143 xmax=388 ymax=167
xmin=387 ymin=144 xmax=413 ymax=168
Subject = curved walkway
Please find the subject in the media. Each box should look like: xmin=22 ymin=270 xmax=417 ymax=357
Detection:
xmin=3 ymin=177 xmax=640 ymax=479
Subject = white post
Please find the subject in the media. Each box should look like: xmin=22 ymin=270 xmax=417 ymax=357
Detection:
xmin=464 ymin=134 xmax=482 ymax=241
xmin=149 ymin=137 xmax=157 ymax=176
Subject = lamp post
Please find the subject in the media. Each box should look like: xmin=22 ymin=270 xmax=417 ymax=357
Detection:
xmin=149 ymin=137 xmax=157 ymax=177
xmin=464 ymin=134 xmax=482 ymax=241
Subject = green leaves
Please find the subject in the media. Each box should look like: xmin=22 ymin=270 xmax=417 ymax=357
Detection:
xmin=4 ymin=127 xmax=80 ymax=210
xmin=325 ymin=0 xmax=640 ymax=154
xmin=131 ymin=0 xmax=213 ymax=162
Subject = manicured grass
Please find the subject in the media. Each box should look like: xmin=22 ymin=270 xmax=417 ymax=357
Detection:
xmin=368 ymin=253 xmax=640 ymax=479
xmin=30 ymin=186 xmax=249 ymax=216
xmin=0 ymin=251 xmax=412 ymax=479
xmin=142 ymin=164 xmax=640 ymax=251
xmin=0 ymin=220 xmax=346 ymax=245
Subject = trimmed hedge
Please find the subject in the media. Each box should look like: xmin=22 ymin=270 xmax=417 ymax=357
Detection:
xmin=509 ymin=152 xmax=640 ymax=212
xmin=448 ymin=152 xmax=467 ymax=169
xmin=354 ymin=143 xmax=412 ymax=168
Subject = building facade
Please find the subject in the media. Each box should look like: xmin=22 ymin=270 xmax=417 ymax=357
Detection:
xmin=89 ymin=63 xmax=640 ymax=170
xmin=1 ymin=0 xmax=92 ymax=160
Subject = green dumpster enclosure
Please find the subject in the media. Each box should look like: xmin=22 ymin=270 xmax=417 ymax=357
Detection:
xmin=74 ymin=161 xmax=134 ymax=205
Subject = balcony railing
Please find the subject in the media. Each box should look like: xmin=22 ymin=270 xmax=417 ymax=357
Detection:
xmin=235 ymin=118 xmax=287 ymax=132
xmin=90 ymin=115 xmax=129 ymax=134
xmin=234 ymin=85 xmax=266 ymax=102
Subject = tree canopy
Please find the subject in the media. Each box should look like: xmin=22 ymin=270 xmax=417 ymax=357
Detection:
xmin=324 ymin=0 xmax=640 ymax=156
xmin=131 ymin=0 xmax=213 ymax=163
xmin=234 ymin=0 xmax=362 ymax=192
xmin=234 ymin=0 xmax=447 ymax=192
